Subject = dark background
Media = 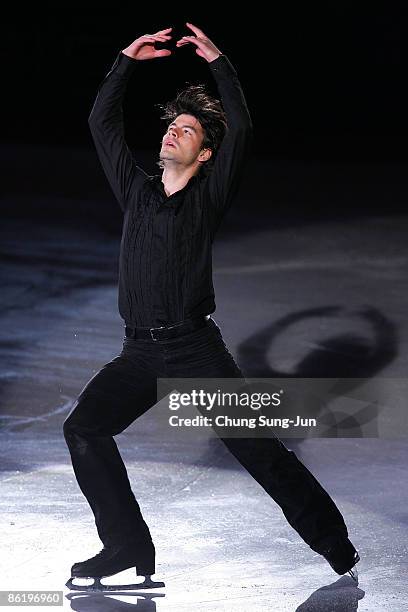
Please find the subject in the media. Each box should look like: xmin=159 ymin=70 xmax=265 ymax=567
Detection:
xmin=3 ymin=3 xmax=408 ymax=159
xmin=2 ymin=3 xmax=408 ymax=225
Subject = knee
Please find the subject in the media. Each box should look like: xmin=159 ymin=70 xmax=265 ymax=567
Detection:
xmin=62 ymin=393 xmax=88 ymax=442
xmin=63 ymin=415 xmax=93 ymax=455
xmin=63 ymin=415 xmax=78 ymax=443
xmin=63 ymin=398 xmax=87 ymax=444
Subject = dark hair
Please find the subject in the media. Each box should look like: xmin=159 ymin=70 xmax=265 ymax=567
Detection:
xmin=156 ymin=83 xmax=227 ymax=176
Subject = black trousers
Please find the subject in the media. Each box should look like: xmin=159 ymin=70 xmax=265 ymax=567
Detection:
xmin=63 ymin=317 xmax=348 ymax=554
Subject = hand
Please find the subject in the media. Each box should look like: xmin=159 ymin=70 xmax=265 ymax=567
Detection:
xmin=176 ymin=22 xmax=222 ymax=62
xmin=122 ymin=28 xmax=173 ymax=60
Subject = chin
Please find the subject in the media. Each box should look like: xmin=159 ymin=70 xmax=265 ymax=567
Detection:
xmin=160 ymin=152 xmax=177 ymax=161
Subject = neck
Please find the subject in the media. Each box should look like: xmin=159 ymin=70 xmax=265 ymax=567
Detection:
xmin=161 ymin=165 xmax=199 ymax=197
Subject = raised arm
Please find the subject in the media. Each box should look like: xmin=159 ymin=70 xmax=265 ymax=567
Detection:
xmin=177 ymin=23 xmax=253 ymax=231
xmin=205 ymin=54 xmax=253 ymax=229
xmin=88 ymin=29 xmax=173 ymax=213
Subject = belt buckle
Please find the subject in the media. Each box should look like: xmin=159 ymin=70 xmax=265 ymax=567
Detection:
xmin=149 ymin=326 xmax=165 ymax=341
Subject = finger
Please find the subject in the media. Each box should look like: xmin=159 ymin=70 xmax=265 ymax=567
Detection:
xmin=143 ymin=33 xmax=171 ymax=40
xmin=155 ymin=27 xmax=173 ymax=34
xmin=141 ymin=35 xmax=164 ymax=42
xmin=185 ymin=22 xmax=205 ymax=36
xmin=142 ymin=36 xmax=171 ymax=46
xmin=178 ymin=35 xmax=205 ymax=50
xmin=148 ymin=34 xmax=171 ymax=40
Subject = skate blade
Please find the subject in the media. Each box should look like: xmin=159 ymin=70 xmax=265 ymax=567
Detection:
xmin=347 ymin=551 xmax=360 ymax=583
xmin=66 ymin=576 xmax=165 ymax=591
xmin=347 ymin=566 xmax=358 ymax=584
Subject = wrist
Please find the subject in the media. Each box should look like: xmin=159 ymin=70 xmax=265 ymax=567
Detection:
xmin=109 ymin=51 xmax=140 ymax=77
xmin=208 ymin=52 xmax=222 ymax=63
xmin=121 ymin=48 xmax=139 ymax=61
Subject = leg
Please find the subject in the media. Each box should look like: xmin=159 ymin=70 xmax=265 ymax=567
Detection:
xmin=164 ymin=319 xmax=354 ymax=562
xmin=219 ymin=436 xmax=348 ymax=553
xmin=222 ymin=436 xmax=359 ymax=577
xmin=63 ymin=338 xmax=162 ymax=547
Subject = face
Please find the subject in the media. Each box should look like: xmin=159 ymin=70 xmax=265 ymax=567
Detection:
xmin=159 ymin=113 xmax=212 ymax=169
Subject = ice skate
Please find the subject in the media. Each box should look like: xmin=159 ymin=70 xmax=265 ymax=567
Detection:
xmin=65 ymin=542 xmax=165 ymax=592
xmin=321 ymin=537 xmax=360 ymax=583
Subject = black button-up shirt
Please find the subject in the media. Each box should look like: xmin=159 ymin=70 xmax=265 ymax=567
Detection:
xmin=88 ymin=51 xmax=252 ymax=328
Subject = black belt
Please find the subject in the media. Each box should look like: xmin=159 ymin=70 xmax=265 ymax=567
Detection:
xmin=125 ymin=315 xmax=211 ymax=341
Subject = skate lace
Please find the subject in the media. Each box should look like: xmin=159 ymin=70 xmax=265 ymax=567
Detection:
xmin=87 ymin=547 xmax=111 ymax=563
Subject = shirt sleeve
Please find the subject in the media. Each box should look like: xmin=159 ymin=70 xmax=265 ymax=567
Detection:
xmin=203 ymin=54 xmax=253 ymax=232
xmin=88 ymin=51 xmax=149 ymax=213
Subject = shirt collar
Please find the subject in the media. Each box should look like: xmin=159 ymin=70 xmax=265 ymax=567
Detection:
xmin=150 ymin=173 xmax=200 ymax=202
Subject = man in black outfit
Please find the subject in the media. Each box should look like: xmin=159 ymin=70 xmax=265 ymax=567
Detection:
xmin=63 ymin=23 xmax=360 ymax=587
